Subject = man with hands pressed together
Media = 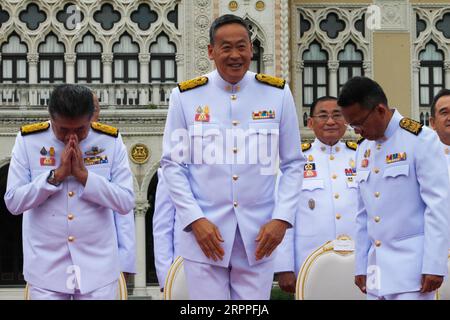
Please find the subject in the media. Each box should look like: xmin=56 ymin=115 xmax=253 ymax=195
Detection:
xmin=5 ymin=84 xmax=135 ymax=300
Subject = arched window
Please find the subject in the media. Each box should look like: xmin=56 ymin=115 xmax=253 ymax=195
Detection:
xmin=338 ymin=42 xmax=363 ymax=92
xmin=150 ymin=33 xmax=176 ymax=83
xmin=303 ymin=42 xmax=328 ymax=106
xmin=419 ymin=42 xmax=444 ymax=106
xmin=113 ymin=34 xmax=139 ymax=83
xmin=250 ymin=39 xmax=263 ymax=73
xmin=38 ymin=34 xmax=65 ymax=83
xmin=76 ymin=34 xmax=102 ymax=83
xmin=0 ymin=34 xmax=28 ymax=83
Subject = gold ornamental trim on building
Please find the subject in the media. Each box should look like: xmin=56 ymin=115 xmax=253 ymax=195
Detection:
xmin=130 ymin=143 xmax=150 ymax=164
xmin=256 ymin=1 xmax=265 ymax=11
xmin=228 ymin=1 xmax=238 ymax=11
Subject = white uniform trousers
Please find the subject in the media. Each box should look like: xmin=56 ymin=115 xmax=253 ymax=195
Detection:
xmin=367 ymin=291 xmax=435 ymax=300
xmin=183 ymin=227 xmax=274 ymax=300
xmin=28 ymin=280 xmax=118 ymax=300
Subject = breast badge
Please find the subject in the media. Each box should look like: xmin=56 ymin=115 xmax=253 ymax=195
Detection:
xmin=40 ymin=146 xmax=56 ymax=166
xmin=304 ymin=163 xmax=317 ymax=178
xmin=195 ymin=106 xmax=210 ymax=122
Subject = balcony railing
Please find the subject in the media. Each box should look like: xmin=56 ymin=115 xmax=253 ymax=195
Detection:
xmin=0 ymin=82 xmax=177 ymax=109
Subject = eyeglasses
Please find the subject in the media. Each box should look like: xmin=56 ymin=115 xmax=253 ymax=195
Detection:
xmin=349 ymin=108 xmax=375 ymax=130
xmin=311 ymin=113 xmax=345 ymax=122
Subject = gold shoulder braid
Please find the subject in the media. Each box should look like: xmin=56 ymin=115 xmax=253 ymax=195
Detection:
xmin=178 ymin=76 xmax=209 ymax=93
xmin=21 ymin=121 xmax=50 ymax=136
xmin=346 ymin=141 xmax=358 ymax=151
xmin=301 ymin=142 xmax=312 ymax=152
xmin=255 ymin=74 xmax=286 ymax=89
xmin=399 ymin=118 xmax=423 ymax=136
xmin=91 ymin=122 xmax=119 ymax=138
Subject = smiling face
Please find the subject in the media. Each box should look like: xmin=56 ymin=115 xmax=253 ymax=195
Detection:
xmin=430 ymin=95 xmax=450 ymax=145
xmin=308 ymin=99 xmax=347 ymax=146
xmin=208 ymin=23 xmax=253 ymax=84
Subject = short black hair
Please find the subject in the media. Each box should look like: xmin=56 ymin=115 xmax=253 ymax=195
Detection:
xmin=209 ymin=14 xmax=251 ymax=45
xmin=430 ymin=88 xmax=450 ymax=117
xmin=48 ymin=84 xmax=94 ymax=119
xmin=309 ymin=96 xmax=338 ymax=117
xmin=337 ymin=76 xmax=388 ymax=110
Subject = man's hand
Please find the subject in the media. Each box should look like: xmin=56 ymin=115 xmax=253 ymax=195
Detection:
xmin=69 ymin=135 xmax=88 ymax=186
xmin=277 ymin=272 xmax=296 ymax=294
xmin=421 ymin=274 xmax=444 ymax=293
xmin=355 ymin=275 xmax=367 ymax=294
xmin=191 ymin=218 xmax=224 ymax=261
xmin=54 ymin=138 xmax=75 ymax=183
xmin=255 ymin=219 xmax=290 ymax=261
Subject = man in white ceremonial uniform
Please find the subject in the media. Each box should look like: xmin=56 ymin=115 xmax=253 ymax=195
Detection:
xmin=429 ymin=89 xmax=450 ymax=251
xmin=153 ymin=167 xmax=180 ymax=291
xmin=338 ymin=77 xmax=449 ymax=300
xmin=92 ymin=92 xmax=136 ymax=279
xmin=161 ymin=14 xmax=303 ymax=300
xmin=275 ymin=96 xmax=359 ymax=294
xmin=430 ymin=89 xmax=450 ymax=182
xmin=5 ymin=84 xmax=135 ymax=300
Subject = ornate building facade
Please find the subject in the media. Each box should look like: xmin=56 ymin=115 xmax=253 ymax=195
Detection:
xmin=0 ymin=0 xmax=449 ymax=299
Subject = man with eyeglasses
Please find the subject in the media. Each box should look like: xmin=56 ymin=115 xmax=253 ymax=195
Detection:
xmin=275 ymin=96 xmax=359 ymax=294
xmin=338 ymin=76 xmax=449 ymax=300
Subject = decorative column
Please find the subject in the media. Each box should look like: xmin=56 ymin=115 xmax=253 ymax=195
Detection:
xmin=102 ymin=53 xmax=113 ymax=83
xmin=363 ymin=60 xmax=372 ymax=78
xmin=280 ymin=0 xmax=290 ymax=82
xmin=139 ymin=54 xmax=150 ymax=106
xmin=27 ymin=53 xmax=39 ymax=106
xmin=411 ymin=60 xmax=420 ymax=121
xmin=295 ymin=59 xmax=304 ymax=127
xmin=27 ymin=53 xmax=39 ymax=84
xmin=65 ymin=53 xmax=76 ymax=84
xmin=263 ymin=54 xmax=274 ymax=76
xmin=445 ymin=60 xmax=450 ymax=93
xmin=175 ymin=53 xmax=185 ymax=82
xmin=328 ymin=60 xmax=339 ymax=97
xmin=133 ymin=200 xmax=150 ymax=296
xmin=102 ymin=54 xmax=114 ymax=106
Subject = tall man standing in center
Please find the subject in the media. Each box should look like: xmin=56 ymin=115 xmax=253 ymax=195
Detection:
xmin=161 ymin=14 xmax=304 ymax=300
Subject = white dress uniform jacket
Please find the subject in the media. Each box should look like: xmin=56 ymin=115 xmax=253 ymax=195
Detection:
xmin=276 ymin=138 xmax=359 ymax=274
xmin=153 ymin=168 xmax=180 ymax=288
xmin=114 ymin=210 xmax=136 ymax=274
xmin=161 ymin=70 xmax=304 ymax=267
xmin=4 ymin=121 xmax=135 ymax=294
xmin=354 ymin=110 xmax=450 ymax=296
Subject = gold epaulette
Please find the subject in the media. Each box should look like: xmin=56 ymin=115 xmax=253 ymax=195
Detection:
xmin=178 ymin=76 xmax=209 ymax=93
xmin=91 ymin=122 xmax=119 ymax=138
xmin=301 ymin=142 xmax=312 ymax=152
xmin=255 ymin=74 xmax=286 ymax=89
xmin=357 ymin=136 xmax=365 ymax=145
xmin=21 ymin=121 xmax=50 ymax=136
xmin=346 ymin=141 xmax=358 ymax=151
xmin=399 ymin=118 xmax=423 ymax=136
